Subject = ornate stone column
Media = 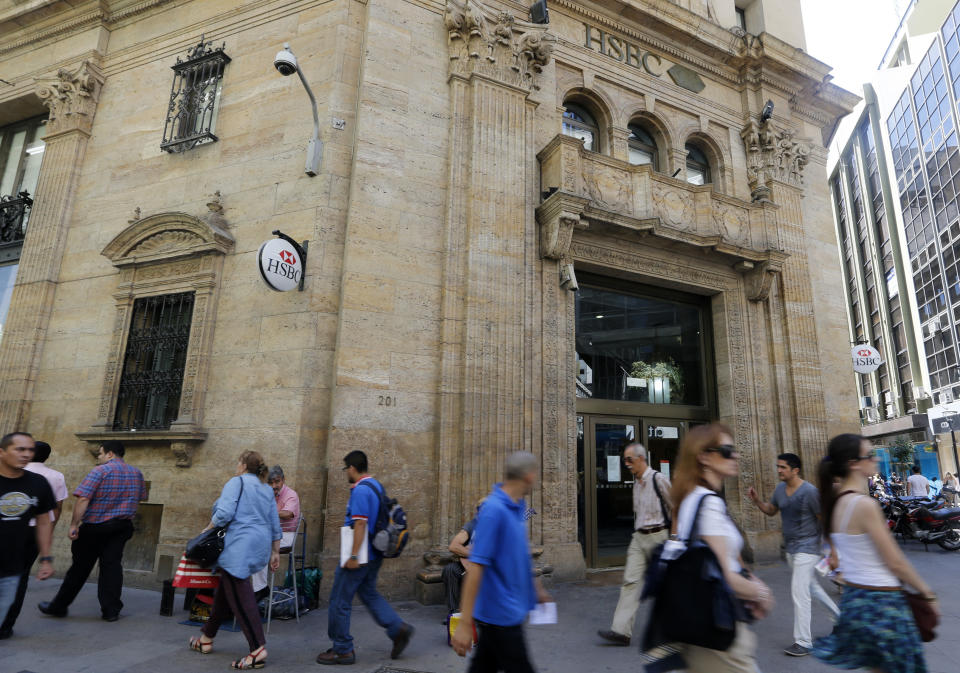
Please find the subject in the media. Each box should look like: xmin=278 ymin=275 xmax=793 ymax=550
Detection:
xmin=436 ymin=1 xmax=555 ymax=540
xmin=741 ymin=118 xmax=827 ymax=472
xmin=0 ymin=61 xmax=104 ymax=428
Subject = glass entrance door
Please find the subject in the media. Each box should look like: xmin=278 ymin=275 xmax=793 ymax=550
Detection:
xmin=583 ymin=416 xmax=639 ymax=567
xmin=641 ymin=418 xmax=685 ymax=483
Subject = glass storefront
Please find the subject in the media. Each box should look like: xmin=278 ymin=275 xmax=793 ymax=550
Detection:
xmin=0 ymin=263 xmax=18 ymax=345
xmin=576 ymin=284 xmax=707 ymax=406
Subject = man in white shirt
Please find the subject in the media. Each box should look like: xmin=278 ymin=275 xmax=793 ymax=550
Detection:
xmin=1 ymin=440 xmax=67 ymax=638
xmin=907 ymin=465 xmax=930 ymax=497
xmin=597 ymin=442 xmax=671 ymax=646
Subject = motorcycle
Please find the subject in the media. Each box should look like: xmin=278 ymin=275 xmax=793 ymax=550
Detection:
xmin=885 ymin=496 xmax=960 ymax=551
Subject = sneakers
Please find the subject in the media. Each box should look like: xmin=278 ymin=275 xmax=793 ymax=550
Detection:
xmin=597 ymin=629 xmax=631 ymax=646
xmin=37 ymin=602 xmax=68 ymax=618
xmin=316 ymin=649 xmax=356 ymax=665
xmin=784 ymin=643 xmax=811 ymax=657
xmin=390 ymin=623 xmax=415 ymax=659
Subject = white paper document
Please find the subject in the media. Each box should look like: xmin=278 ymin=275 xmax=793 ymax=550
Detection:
xmin=340 ymin=525 xmax=369 ymax=567
xmin=606 ymin=455 xmax=622 ymax=482
xmin=528 ymin=601 xmax=557 ymax=625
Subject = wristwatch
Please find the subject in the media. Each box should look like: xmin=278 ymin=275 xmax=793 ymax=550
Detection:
xmin=39 ymin=556 xmax=53 ymax=563
xmin=350 ymin=555 xmax=358 ymax=561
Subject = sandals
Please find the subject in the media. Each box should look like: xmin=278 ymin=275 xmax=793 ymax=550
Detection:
xmin=231 ymin=645 xmax=267 ymax=670
xmin=189 ymin=636 xmax=213 ymax=654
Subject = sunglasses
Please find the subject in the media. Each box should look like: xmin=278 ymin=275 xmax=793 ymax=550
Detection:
xmin=855 ymin=449 xmax=878 ymax=461
xmin=705 ymin=444 xmax=738 ymax=459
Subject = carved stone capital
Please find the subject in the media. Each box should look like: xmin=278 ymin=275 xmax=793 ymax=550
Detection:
xmin=35 ymin=60 xmax=104 ymax=137
xmin=446 ymin=0 xmax=555 ymax=91
xmin=741 ymin=118 xmax=811 ymax=199
xmin=736 ymin=258 xmax=784 ymax=302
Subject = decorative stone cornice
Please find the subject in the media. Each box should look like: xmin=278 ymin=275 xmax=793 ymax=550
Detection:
xmin=740 ymin=118 xmax=811 ymax=200
xmin=445 ymin=0 xmax=555 ymax=91
xmin=536 ymin=192 xmax=589 ymax=291
xmin=735 ymin=258 xmax=785 ymax=302
xmin=35 ymin=61 xmax=105 ymax=137
xmin=102 ymin=211 xmax=234 ymax=267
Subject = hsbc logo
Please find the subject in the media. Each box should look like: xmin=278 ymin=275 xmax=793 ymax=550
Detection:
xmin=851 ymin=344 xmax=883 ymax=374
xmin=258 ymin=236 xmax=305 ymax=292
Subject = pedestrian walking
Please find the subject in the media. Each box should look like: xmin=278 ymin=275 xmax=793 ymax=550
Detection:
xmin=316 ymin=450 xmax=414 ymax=665
xmin=2 ymin=440 xmax=67 ymax=638
xmin=813 ymin=434 xmax=938 ymax=673
xmin=669 ymin=423 xmax=773 ymax=673
xmin=907 ymin=465 xmax=930 ymax=497
xmin=747 ymin=452 xmax=839 ymax=656
xmin=251 ymin=465 xmax=300 ymax=599
xmin=597 ymin=442 xmax=670 ymax=646
xmin=0 ymin=433 xmax=55 ymax=632
xmin=188 ymin=451 xmax=281 ymax=670
xmin=38 ymin=440 xmax=145 ymax=622
xmin=452 ymin=451 xmax=553 ymax=672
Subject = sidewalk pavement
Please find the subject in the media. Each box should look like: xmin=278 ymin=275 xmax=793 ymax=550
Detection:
xmin=2 ymin=544 xmax=957 ymax=673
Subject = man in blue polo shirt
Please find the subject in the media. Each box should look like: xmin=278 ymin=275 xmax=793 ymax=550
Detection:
xmin=316 ymin=450 xmax=414 ymax=665
xmin=452 ymin=451 xmax=552 ymax=672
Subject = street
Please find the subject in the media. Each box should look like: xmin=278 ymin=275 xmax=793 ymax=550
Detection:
xmin=3 ymin=543 xmax=958 ymax=673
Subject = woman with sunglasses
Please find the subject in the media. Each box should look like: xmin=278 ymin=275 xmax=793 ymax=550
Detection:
xmin=670 ymin=423 xmax=773 ymax=672
xmin=813 ymin=434 xmax=938 ymax=673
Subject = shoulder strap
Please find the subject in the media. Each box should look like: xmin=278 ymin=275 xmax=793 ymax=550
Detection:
xmin=838 ymin=493 xmax=863 ymax=534
xmin=229 ymin=476 xmax=245 ymax=523
xmin=650 ymin=472 xmax=672 ymax=526
xmin=685 ymin=491 xmax=723 ymax=544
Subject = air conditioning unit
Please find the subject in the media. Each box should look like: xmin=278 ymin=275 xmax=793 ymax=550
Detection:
xmin=941 ymin=389 xmax=955 ymax=404
xmin=863 ymin=407 xmax=881 ymax=423
xmin=860 ymin=395 xmax=874 ymax=409
xmin=925 ymin=319 xmax=943 ymax=337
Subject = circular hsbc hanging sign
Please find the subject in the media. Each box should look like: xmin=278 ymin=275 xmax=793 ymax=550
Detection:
xmin=851 ymin=344 xmax=883 ymax=374
xmin=258 ymin=238 xmax=302 ymax=292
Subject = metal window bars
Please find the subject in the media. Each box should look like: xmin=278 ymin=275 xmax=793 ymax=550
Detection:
xmin=113 ymin=292 xmax=195 ymax=431
xmin=0 ymin=190 xmax=31 ymax=264
xmin=161 ymin=37 xmax=231 ymax=153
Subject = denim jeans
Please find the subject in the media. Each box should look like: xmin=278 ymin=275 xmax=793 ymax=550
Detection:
xmin=0 ymin=574 xmax=20 ymax=623
xmin=327 ymin=555 xmax=403 ymax=653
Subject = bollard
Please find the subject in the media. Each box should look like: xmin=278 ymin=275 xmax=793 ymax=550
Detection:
xmin=160 ymin=579 xmax=175 ymax=616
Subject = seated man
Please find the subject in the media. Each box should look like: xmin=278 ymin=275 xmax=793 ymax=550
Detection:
xmin=442 ymin=500 xmax=483 ymax=615
xmin=252 ymin=466 xmax=301 ymax=597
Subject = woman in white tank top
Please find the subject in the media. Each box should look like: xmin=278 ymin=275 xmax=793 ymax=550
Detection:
xmin=812 ymin=434 xmax=939 ymax=673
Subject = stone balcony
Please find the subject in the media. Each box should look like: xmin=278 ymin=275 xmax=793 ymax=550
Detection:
xmin=536 ymin=134 xmax=788 ymax=298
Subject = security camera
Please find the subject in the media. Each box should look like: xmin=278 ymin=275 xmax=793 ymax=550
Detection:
xmin=274 ymin=44 xmax=298 ymax=77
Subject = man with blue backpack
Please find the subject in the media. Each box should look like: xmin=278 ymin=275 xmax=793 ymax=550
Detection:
xmin=316 ymin=450 xmax=414 ymax=665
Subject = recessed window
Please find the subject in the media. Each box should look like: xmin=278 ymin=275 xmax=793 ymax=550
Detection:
xmin=562 ymin=103 xmax=599 ymax=152
xmin=113 ymin=292 xmax=195 ymax=430
xmin=735 ymin=7 xmax=747 ymax=31
xmin=627 ymin=123 xmax=658 ymax=169
xmin=0 ymin=116 xmax=45 ymax=200
xmin=685 ymin=143 xmax=711 ymax=185
xmin=161 ymin=37 xmax=231 ymax=153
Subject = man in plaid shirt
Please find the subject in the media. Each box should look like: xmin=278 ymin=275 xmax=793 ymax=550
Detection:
xmin=38 ymin=440 xmax=146 ymax=622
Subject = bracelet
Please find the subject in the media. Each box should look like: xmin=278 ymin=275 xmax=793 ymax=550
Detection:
xmin=39 ymin=556 xmax=53 ymax=563
xmin=923 ymin=593 xmax=937 ymax=602
xmin=755 ymin=586 xmax=770 ymax=602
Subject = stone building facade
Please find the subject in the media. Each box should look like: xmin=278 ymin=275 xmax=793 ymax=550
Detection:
xmin=0 ymin=0 xmax=858 ymax=596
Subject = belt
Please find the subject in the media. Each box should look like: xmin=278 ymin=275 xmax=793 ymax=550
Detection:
xmin=636 ymin=525 xmax=667 ymax=535
xmin=843 ymin=581 xmax=901 ymax=592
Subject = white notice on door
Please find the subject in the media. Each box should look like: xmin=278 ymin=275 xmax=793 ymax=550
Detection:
xmin=607 ymin=455 xmax=621 ymax=482
xmin=660 ymin=460 xmax=671 ymax=481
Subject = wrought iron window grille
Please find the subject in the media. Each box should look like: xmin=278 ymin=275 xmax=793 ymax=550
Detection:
xmin=0 ymin=190 xmax=32 ymax=263
xmin=113 ymin=292 xmax=195 ymax=431
xmin=161 ymin=36 xmax=231 ymax=153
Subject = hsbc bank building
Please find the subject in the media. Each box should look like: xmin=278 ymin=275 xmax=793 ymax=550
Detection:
xmin=0 ymin=0 xmax=857 ymax=595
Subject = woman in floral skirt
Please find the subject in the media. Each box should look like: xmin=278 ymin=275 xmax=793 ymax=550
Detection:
xmin=813 ymin=434 xmax=939 ymax=673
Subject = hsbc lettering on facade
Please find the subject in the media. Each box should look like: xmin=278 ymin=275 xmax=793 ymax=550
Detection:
xmin=258 ymin=238 xmax=303 ymax=291
xmin=850 ymin=344 xmax=883 ymax=374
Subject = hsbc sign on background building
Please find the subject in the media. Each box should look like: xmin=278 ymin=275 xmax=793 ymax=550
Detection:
xmin=258 ymin=235 xmax=305 ymax=292
xmin=851 ymin=344 xmax=883 ymax=374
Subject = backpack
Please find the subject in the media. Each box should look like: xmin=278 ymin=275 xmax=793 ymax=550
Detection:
xmin=356 ymin=480 xmax=409 ymax=558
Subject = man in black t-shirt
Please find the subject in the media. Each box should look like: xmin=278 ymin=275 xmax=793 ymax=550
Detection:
xmin=442 ymin=499 xmax=484 ymax=614
xmin=0 ymin=432 xmax=55 ymax=635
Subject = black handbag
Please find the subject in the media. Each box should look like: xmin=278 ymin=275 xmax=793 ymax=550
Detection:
xmin=641 ymin=492 xmax=741 ymax=652
xmin=185 ymin=477 xmax=245 ymax=567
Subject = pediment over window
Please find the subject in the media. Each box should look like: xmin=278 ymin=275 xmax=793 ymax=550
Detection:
xmin=101 ymin=212 xmax=233 ymax=267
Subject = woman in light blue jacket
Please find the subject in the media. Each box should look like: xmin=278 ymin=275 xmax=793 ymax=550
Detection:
xmin=189 ymin=451 xmax=281 ymax=669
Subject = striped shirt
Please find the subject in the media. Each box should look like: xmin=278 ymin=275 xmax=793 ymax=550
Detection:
xmin=74 ymin=458 xmax=147 ymax=523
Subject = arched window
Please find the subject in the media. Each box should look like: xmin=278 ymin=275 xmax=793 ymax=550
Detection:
xmin=685 ymin=143 xmax=711 ymax=185
xmin=627 ymin=123 xmax=658 ymax=169
xmin=562 ymin=103 xmax=599 ymax=152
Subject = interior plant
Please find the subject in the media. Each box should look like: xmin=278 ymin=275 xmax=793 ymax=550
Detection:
xmin=890 ymin=435 xmax=915 ymax=479
xmin=630 ymin=357 xmax=684 ymax=403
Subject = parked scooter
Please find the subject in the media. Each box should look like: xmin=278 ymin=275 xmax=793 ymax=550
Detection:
xmin=886 ymin=496 xmax=960 ymax=551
